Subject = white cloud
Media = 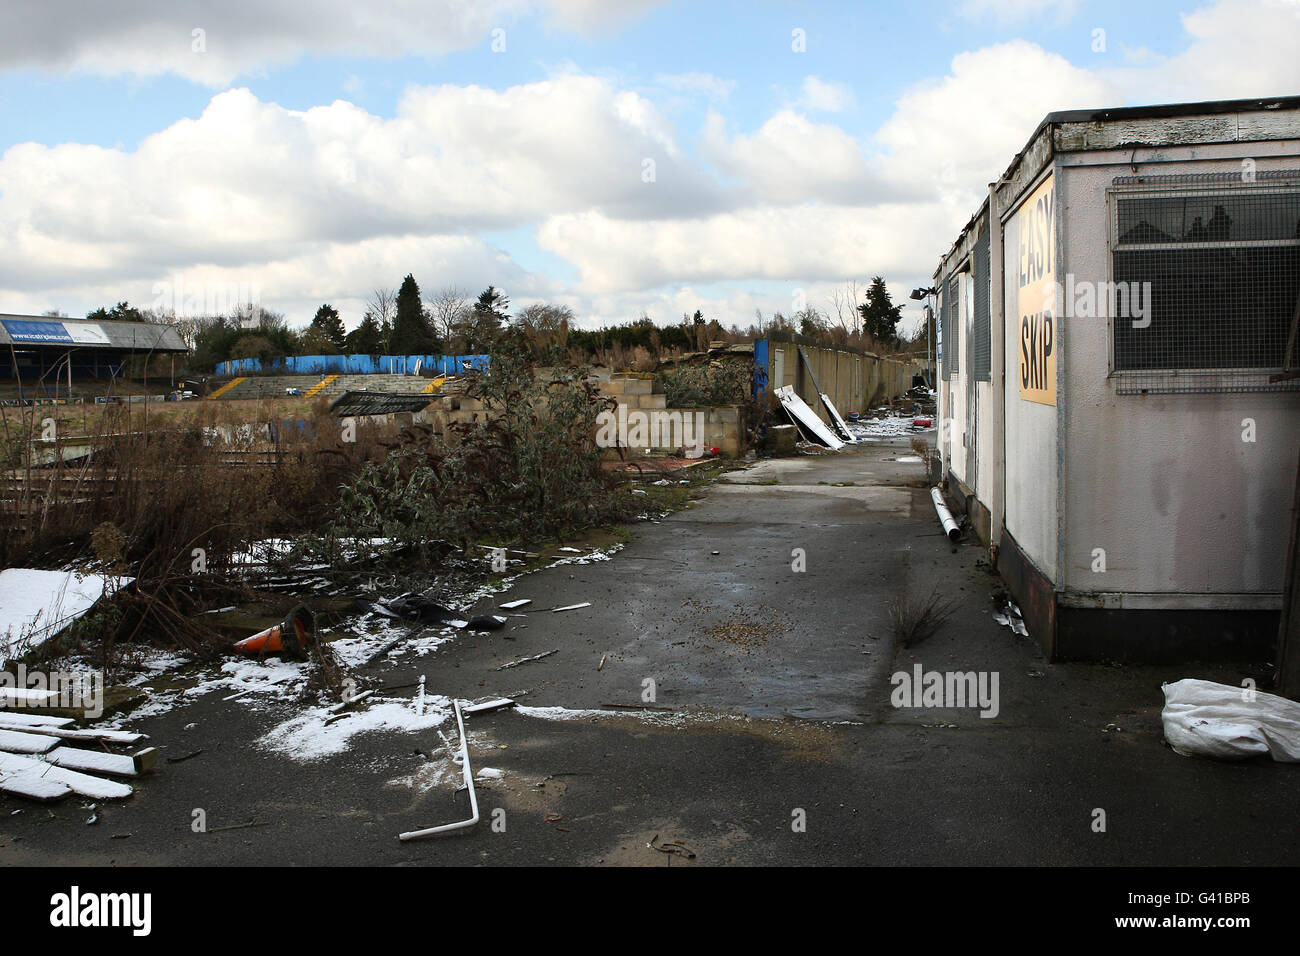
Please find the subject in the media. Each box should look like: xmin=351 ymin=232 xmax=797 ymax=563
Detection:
xmin=543 ymin=0 xmax=662 ymax=35
xmin=2 ymin=234 xmax=546 ymax=328
xmin=1104 ymin=0 xmax=1300 ymax=103
xmin=536 ymin=203 xmax=955 ymax=293
xmin=797 ymin=76 xmax=854 ymax=113
xmin=0 ymin=76 xmax=717 ymax=293
xmin=0 ymin=0 xmax=665 ymax=86
xmin=4 ymin=0 xmax=1298 ymax=330
xmin=702 ymin=109 xmax=894 ymax=205
xmin=957 ymin=0 xmax=1081 ymax=24
xmin=654 ymin=72 xmax=736 ymax=102
xmin=875 ymin=40 xmax=1118 ymax=195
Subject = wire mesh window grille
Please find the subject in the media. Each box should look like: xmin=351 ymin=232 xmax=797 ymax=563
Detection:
xmin=1110 ymin=170 xmax=1300 ymax=394
xmin=972 ymin=227 xmax=991 ymax=382
xmin=941 ymin=273 xmax=959 ymax=380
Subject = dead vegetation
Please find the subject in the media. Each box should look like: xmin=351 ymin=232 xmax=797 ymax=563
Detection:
xmin=1 ymin=398 xmax=386 ymax=666
xmin=658 ymin=360 xmax=753 ymax=408
xmin=889 ymin=588 xmax=959 ymax=648
xmin=334 ymin=343 xmax=632 ymax=565
xmin=2 ymin=345 xmax=688 ymax=665
xmin=910 ymin=437 xmax=938 ymax=479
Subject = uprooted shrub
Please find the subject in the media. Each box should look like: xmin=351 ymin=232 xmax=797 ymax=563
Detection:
xmin=335 ymin=344 xmax=629 ymax=566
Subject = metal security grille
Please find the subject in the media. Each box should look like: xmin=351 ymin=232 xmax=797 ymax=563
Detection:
xmin=941 ymin=273 xmax=959 ymax=380
xmin=972 ymin=228 xmax=991 ymax=382
xmin=1110 ymin=170 xmax=1300 ymax=394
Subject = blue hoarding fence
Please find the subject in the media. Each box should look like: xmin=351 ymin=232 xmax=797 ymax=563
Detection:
xmin=752 ymin=339 xmax=770 ymax=403
xmin=215 ymin=353 xmax=491 ymax=377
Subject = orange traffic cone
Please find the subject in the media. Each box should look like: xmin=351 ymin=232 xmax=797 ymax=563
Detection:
xmin=233 ymin=606 xmax=315 ymax=661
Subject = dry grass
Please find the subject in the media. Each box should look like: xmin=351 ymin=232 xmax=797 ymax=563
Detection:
xmin=910 ymin=437 xmax=938 ymax=479
xmin=1 ymin=399 xmax=390 ymax=661
xmin=889 ymin=588 xmax=959 ymax=648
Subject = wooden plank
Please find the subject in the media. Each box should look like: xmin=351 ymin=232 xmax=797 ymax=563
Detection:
xmin=133 ymin=747 xmax=158 ymax=774
xmin=0 ymin=728 xmax=60 ymax=754
xmin=0 ymin=766 xmax=71 ymax=801
xmin=0 ymin=712 xmax=75 ymax=729
xmin=0 ymin=752 xmax=132 ymax=800
xmin=44 ymin=747 xmax=138 ymax=778
xmin=0 ymin=720 xmax=143 ymax=745
xmin=0 ymin=688 xmax=59 ymax=707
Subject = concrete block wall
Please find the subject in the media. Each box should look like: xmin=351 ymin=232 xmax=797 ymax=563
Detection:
xmin=597 ymin=373 xmax=668 ymax=410
xmin=764 ymin=339 xmax=911 ymax=419
xmin=404 ymin=373 xmax=748 ymax=458
xmin=598 ymin=374 xmax=745 ymax=457
xmin=700 ymin=405 xmax=745 ymax=457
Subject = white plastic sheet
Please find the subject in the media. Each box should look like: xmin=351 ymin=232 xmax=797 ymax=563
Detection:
xmin=774 ymin=386 xmax=843 ymax=449
xmin=1161 ymin=678 xmax=1300 ymax=762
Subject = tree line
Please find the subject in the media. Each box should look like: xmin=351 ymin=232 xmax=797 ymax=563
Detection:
xmin=71 ymin=274 xmax=921 ymax=373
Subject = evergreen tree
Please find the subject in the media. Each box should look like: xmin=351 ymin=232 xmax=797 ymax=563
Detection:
xmin=87 ymin=301 xmax=145 ymax=323
xmin=465 ymin=286 xmax=510 ymax=351
xmin=345 ymin=311 xmax=383 ymax=354
xmin=857 ymin=276 xmax=904 ymax=345
xmin=390 ymin=274 xmax=435 ymax=354
xmin=309 ymin=303 xmax=347 ymax=351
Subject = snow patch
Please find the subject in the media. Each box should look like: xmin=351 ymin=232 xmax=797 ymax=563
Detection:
xmin=0 ymin=569 xmax=132 ymax=662
xmin=259 ymin=697 xmax=453 ymax=761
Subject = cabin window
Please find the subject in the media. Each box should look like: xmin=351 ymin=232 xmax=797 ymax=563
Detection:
xmin=1109 ymin=170 xmax=1300 ymax=393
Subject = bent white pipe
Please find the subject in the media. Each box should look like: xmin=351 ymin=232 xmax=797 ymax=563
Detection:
xmin=398 ymin=699 xmax=479 ymax=841
xmin=931 ymin=487 xmax=960 ymax=542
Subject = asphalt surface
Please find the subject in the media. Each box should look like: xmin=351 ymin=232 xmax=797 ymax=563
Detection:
xmin=2 ymin=436 xmax=1296 ymax=866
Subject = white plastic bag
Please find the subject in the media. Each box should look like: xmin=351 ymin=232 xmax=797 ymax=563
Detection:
xmin=1161 ymin=678 xmax=1300 ymax=762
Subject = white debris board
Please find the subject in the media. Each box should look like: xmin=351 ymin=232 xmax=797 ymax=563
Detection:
xmin=820 ymin=393 xmax=856 ymax=442
xmin=0 ymin=752 xmax=133 ymax=800
xmin=0 ymin=728 xmax=60 ymax=754
xmin=775 ymin=386 xmax=844 ymax=449
xmin=44 ymin=747 xmax=140 ymax=778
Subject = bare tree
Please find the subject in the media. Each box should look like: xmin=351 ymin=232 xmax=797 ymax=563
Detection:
xmin=366 ymin=287 xmax=397 ymax=328
xmin=228 ymin=302 xmax=286 ymax=332
xmin=428 ymin=285 xmax=471 ymax=346
xmin=170 ymin=313 xmax=219 ymax=350
xmin=515 ymin=302 xmax=574 ymax=351
xmin=830 ymin=280 xmax=862 ymax=336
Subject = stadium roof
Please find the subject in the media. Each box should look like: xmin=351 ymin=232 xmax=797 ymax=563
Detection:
xmin=0 ymin=314 xmax=187 ymax=352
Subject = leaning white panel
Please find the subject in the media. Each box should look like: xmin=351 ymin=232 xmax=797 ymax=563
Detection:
xmin=775 ymin=386 xmax=844 ymax=449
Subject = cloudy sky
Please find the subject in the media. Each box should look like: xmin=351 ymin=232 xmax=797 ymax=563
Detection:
xmin=2 ymin=0 xmax=1298 ymax=335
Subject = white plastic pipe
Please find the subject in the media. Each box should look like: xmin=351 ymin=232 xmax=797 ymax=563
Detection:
xmin=931 ymin=487 xmax=961 ymax=542
xmin=398 ymin=699 xmax=479 ymax=841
